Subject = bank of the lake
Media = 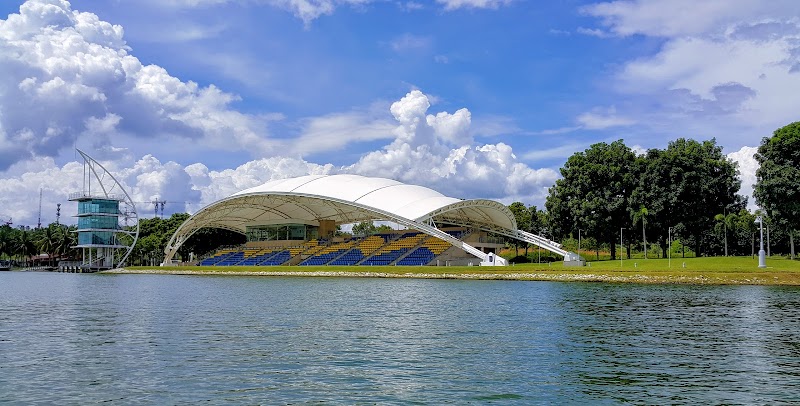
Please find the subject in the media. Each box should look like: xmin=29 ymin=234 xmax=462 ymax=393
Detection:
xmin=111 ymin=256 xmax=800 ymax=285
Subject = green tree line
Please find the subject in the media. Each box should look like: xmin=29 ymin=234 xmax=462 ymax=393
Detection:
xmin=0 ymin=223 xmax=77 ymax=266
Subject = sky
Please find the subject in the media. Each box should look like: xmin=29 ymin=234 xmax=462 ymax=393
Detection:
xmin=1 ymin=0 xmax=799 ymax=227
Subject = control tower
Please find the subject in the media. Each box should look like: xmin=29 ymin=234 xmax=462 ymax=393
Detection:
xmin=69 ymin=150 xmax=139 ymax=271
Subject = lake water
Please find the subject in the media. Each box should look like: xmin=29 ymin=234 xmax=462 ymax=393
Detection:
xmin=1 ymin=272 xmax=799 ymax=404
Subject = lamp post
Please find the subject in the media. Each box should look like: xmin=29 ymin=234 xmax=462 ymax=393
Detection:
xmin=620 ymin=227 xmax=626 ymax=268
xmin=756 ymin=216 xmax=766 ymax=268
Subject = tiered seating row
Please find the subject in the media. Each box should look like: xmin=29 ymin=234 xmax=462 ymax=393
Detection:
xmin=198 ymin=230 xmax=467 ymax=267
xmin=361 ymin=232 xmax=426 ymax=266
xmin=329 ymin=236 xmax=384 ymax=265
xmin=299 ymin=239 xmax=356 ymax=266
xmin=396 ymin=236 xmax=453 ymax=266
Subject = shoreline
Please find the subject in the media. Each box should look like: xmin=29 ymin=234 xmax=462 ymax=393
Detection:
xmin=104 ymin=267 xmax=799 ymax=285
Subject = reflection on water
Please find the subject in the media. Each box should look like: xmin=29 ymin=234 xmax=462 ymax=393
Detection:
xmin=1 ymin=273 xmax=799 ymax=403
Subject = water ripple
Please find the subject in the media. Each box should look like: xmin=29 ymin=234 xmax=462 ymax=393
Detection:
xmin=1 ymin=273 xmax=799 ymax=404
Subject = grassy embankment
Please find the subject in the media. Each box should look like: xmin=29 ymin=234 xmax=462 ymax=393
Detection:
xmin=116 ymin=256 xmax=800 ymax=285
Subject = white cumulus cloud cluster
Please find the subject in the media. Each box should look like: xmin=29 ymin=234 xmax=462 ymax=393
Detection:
xmin=727 ymin=145 xmax=759 ymax=210
xmin=0 ymin=0 xmax=274 ymax=171
xmin=347 ymin=90 xmax=557 ymax=203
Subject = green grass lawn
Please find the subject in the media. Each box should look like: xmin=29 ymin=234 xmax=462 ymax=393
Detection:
xmin=121 ymin=256 xmax=800 ymax=285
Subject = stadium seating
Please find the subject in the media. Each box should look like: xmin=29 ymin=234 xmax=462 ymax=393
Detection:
xmin=198 ymin=228 xmax=469 ymax=267
xmin=300 ymin=239 xmax=357 ymax=265
xmin=238 ymin=247 xmax=282 ymax=266
xmin=259 ymin=250 xmax=291 ymax=265
xmin=396 ymin=236 xmax=453 ymax=266
xmin=328 ymin=235 xmax=384 ymax=265
xmin=198 ymin=249 xmax=238 ymax=266
xmin=360 ymin=232 xmax=426 ymax=266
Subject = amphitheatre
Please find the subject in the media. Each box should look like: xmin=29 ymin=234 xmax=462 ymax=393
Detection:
xmin=164 ymin=174 xmax=582 ymax=267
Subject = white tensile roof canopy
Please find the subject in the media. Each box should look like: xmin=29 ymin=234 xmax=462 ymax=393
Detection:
xmin=163 ymin=174 xmax=571 ymax=265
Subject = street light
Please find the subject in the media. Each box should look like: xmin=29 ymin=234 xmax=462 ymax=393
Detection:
xmin=620 ymin=227 xmax=626 ymax=268
xmin=756 ymin=216 xmax=766 ymax=268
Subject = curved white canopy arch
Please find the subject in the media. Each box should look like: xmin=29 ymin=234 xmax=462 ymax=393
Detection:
xmin=163 ymin=174 xmax=575 ymax=265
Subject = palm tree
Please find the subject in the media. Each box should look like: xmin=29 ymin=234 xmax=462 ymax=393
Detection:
xmin=56 ymin=227 xmax=77 ymax=261
xmin=714 ymin=212 xmax=738 ymax=256
xmin=15 ymin=231 xmax=38 ymax=266
xmin=37 ymin=226 xmax=60 ymax=266
xmin=633 ymin=206 xmax=648 ymax=259
xmin=0 ymin=229 xmax=9 ymax=260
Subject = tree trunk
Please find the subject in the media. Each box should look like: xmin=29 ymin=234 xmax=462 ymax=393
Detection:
xmin=626 ymin=243 xmax=631 ymax=259
xmin=642 ymin=224 xmax=647 ymax=259
xmin=610 ymin=238 xmax=616 ymax=260
xmin=723 ymin=224 xmax=728 ymax=256
xmin=791 ymin=232 xmax=795 ymax=260
xmin=767 ymin=226 xmax=770 ymax=257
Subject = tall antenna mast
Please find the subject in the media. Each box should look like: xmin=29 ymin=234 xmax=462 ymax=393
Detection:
xmin=37 ymin=188 xmax=42 ymax=228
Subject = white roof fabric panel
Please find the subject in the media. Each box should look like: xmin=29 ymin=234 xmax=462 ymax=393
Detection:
xmin=194 ymin=174 xmax=515 ymax=232
xmin=295 ymin=175 xmax=404 ymax=202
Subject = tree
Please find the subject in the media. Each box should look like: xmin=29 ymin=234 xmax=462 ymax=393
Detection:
xmin=632 ymin=206 xmax=648 ymax=258
xmin=636 ymin=138 xmax=742 ymax=257
xmin=56 ymin=226 xmax=78 ymax=260
xmin=36 ymin=225 xmax=60 ymax=266
xmin=352 ymin=221 xmax=377 ymax=236
xmin=754 ymin=121 xmax=800 ymax=259
xmin=15 ymin=230 xmax=38 ymax=266
xmin=0 ymin=225 xmax=12 ymax=260
xmin=527 ymin=205 xmax=544 ymax=256
xmin=546 ymin=140 xmax=637 ymax=260
xmin=508 ymin=202 xmax=531 ymax=256
xmin=713 ymin=211 xmax=738 ymax=256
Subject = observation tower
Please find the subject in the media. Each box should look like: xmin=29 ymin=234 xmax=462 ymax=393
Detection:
xmin=69 ymin=150 xmax=139 ymax=271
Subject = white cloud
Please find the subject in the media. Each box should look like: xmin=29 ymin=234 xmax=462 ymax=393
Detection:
xmin=1 ymin=89 xmax=557 ymax=226
xmin=727 ymin=145 xmax=759 ymax=210
xmin=390 ymin=33 xmax=432 ymax=53
xmin=580 ymin=0 xmax=799 ymax=38
xmin=346 ymin=90 xmax=558 ymax=202
xmin=578 ymin=0 xmax=800 ymax=148
xmin=0 ymin=0 xmax=277 ymax=170
xmin=436 ymin=0 xmax=512 ymax=10
xmin=576 ymin=27 xmax=611 ymax=38
xmin=185 ymin=157 xmax=335 ymax=207
xmin=291 ymin=111 xmax=395 ymax=155
xmin=0 ymin=157 xmax=83 ymax=227
xmin=576 ymin=106 xmax=635 ymax=129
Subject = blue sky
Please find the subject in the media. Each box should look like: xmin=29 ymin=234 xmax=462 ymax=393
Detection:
xmin=1 ymin=0 xmax=799 ymax=226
